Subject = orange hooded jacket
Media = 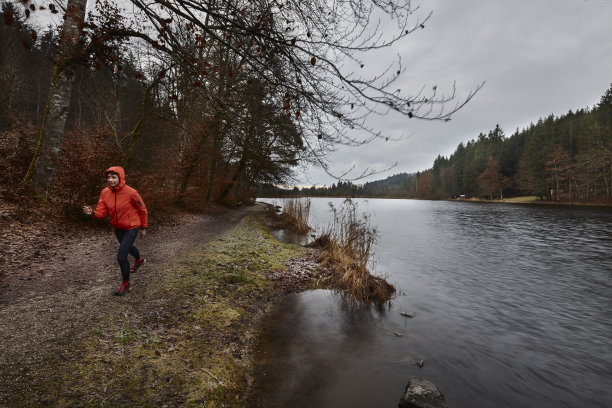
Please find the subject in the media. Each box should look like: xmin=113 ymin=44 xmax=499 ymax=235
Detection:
xmin=92 ymin=166 xmax=148 ymax=230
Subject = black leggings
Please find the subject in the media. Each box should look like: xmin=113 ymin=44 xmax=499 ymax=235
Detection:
xmin=114 ymin=228 xmax=141 ymax=282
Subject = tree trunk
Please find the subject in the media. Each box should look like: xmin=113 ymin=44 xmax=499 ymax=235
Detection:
xmin=216 ymin=157 xmax=246 ymax=203
xmin=124 ymin=74 xmax=165 ymax=170
xmin=205 ymin=130 xmax=221 ymax=206
xmin=23 ymin=0 xmax=88 ymax=194
xmin=175 ymin=130 xmax=207 ymax=197
xmin=175 ymin=116 xmax=220 ymax=200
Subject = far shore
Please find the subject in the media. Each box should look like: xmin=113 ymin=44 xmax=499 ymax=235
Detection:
xmin=259 ymin=195 xmax=612 ymax=207
xmin=458 ymin=196 xmax=612 ymax=207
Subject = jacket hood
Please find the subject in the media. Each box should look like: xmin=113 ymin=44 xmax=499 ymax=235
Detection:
xmin=105 ymin=166 xmax=126 ymax=190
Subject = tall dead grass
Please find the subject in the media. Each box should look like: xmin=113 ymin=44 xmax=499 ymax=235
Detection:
xmin=313 ymin=198 xmax=395 ymax=307
xmin=280 ymin=197 xmax=312 ymax=233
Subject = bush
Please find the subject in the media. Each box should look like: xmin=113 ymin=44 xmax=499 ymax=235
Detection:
xmin=314 ymin=198 xmax=395 ymax=307
xmin=0 ymin=121 xmax=36 ymax=199
xmin=51 ymin=125 xmax=120 ymax=215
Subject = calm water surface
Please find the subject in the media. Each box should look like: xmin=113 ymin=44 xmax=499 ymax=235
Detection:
xmin=251 ymin=199 xmax=612 ymax=408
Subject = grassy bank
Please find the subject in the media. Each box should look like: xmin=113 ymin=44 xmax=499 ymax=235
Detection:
xmin=11 ymin=210 xmax=328 ymax=407
xmin=274 ymin=198 xmax=395 ymax=308
xmin=498 ymin=196 xmax=539 ymax=203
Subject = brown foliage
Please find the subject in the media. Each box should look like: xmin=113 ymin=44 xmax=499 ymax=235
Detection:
xmin=416 ymin=170 xmax=433 ymax=198
xmin=51 ymin=125 xmax=120 ymax=213
xmin=478 ymin=155 xmax=511 ymax=199
xmin=0 ymin=121 xmax=36 ymax=199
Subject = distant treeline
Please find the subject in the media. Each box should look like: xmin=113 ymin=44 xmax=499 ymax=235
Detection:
xmin=261 ymin=84 xmax=612 ymax=202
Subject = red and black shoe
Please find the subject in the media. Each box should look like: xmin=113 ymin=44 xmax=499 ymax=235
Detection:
xmin=130 ymin=257 xmax=146 ymax=272
xmin=114 ymin=281 xmax=132 ymax=296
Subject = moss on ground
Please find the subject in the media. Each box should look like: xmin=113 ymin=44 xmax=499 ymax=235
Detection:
xmin=17 ymin=212 xmax=308 ymax=407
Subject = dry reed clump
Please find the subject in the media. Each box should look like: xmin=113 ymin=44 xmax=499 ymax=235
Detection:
xmin=314 ymin=199 xmax=395 ymax=307
xmin=280 ymin=197 xmax=312 ymax=233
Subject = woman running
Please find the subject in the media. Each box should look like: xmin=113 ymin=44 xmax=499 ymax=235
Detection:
xmin=83 ymin=166 xmax=148 ymax=295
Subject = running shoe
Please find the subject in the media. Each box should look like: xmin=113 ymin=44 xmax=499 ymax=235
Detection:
xmin=114 ymin=281 xmax=132 ymax=296
xmin=130 ymin=257 xmax=146 ymax=272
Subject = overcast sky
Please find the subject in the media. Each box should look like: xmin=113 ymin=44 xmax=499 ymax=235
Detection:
xmin=297 ymin=0 xmax=612 ymax=187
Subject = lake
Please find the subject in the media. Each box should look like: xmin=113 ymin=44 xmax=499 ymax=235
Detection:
xmin=250 ymin=198 xmax=612 ymax=408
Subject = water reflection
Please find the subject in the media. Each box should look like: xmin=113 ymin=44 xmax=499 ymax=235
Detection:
xmin=249 ymin=290 xmax=402 ymax=408
xmin=268 ymin=228 xmax=312 ymax=247
xmin=252 ymin=199 xmax=612 ymax=408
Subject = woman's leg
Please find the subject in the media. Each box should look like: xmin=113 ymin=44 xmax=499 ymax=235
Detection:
xmin=114 ymin=228 xmax=140 ymax=282
xmin=127 ymin=233 xmax=141 ymax=260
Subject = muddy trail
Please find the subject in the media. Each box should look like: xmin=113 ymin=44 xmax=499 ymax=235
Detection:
xmin=0 ymin=204 xmax=257 ymax=398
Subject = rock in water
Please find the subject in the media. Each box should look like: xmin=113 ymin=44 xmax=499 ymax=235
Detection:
xmin=398 ymin=378 xmax=449 ymax=408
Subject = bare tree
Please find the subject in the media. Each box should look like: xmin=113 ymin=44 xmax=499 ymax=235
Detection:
xmin=545 ymin=146 xmax=572 ymax=201
xmin=21 ymin=0 xmax=482 ymax=198
xmin=478 ymin=155 xmax=510 ymax=200
xmin=23 ymin=0 xmax=88 ymax=194
xmin=90 ymin=0 xmax=483 ymax=180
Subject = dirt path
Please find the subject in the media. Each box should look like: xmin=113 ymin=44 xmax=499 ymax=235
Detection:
xmin=0 ymin=205 xmax=257 ymax=394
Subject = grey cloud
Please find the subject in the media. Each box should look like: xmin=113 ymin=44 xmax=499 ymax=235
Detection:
xmin=298 ymin=0 xmax=612 ymax=186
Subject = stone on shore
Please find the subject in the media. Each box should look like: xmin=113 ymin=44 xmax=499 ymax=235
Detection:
xmin=398 ymin=378 xmax=449 ymax=408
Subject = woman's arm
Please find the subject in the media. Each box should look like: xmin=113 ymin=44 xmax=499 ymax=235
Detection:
xmin=131 ymin=190 xmax=148 ymax=229
xmin=89 ymin=191 xmax=109 ymax=219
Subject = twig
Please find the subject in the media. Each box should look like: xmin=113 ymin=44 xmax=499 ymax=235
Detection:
xmin=201 ymin=368 xmax=225 ymax=386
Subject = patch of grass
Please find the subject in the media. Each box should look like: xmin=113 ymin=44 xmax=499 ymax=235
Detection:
xmin=16 ymin=211 xmax=308 ymax=408
xmin=116 ymin=327 xmax=139 ymax=344
xmin=502 ymin=196 xmax=538 ymax=203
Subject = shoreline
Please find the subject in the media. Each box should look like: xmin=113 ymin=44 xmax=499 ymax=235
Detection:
xmin=0 ymin=205 xmax=335 ymax=407
xmin=259 ymin=195 xmax=612 ymax=208
xmin=456 ymin=197 xmax=612 ymax=207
